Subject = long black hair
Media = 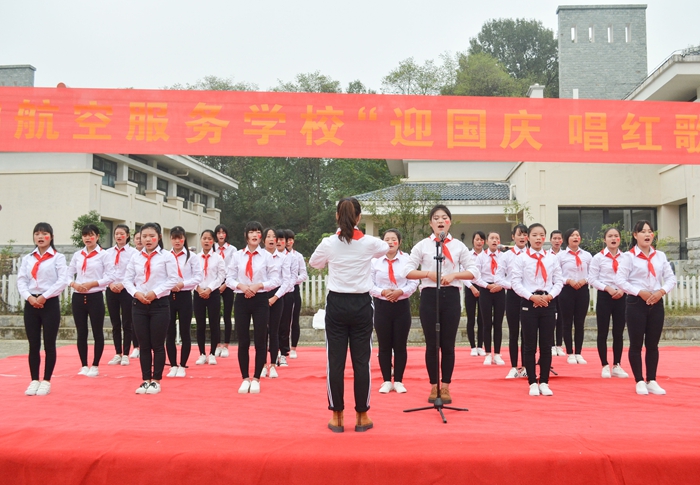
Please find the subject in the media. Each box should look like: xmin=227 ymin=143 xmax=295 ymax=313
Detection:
xmin=141 ymin=222 xmax=163 ymax=249
xmin=214 ymin=224 xmax=229 ymax=247
xmin=170 ymin=226 xmax=190 ymax=262
xmin=114 ymin=224 xmax=131 ymax=245
xmin=337 ymin=197 xmax=361 ymax=243
xmin=33 ymin=222 xmax=56 ymax=251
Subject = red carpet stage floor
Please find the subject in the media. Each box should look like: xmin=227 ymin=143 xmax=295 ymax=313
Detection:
xmin=1 ymin=345 xmax=699 ymax=485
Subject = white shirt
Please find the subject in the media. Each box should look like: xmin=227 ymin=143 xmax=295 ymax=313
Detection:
xmin=214 ymin=242 xmax=237 ymax=263
xmin=289 ymin=249 xmax=308 ymax=286
xmin=226 ymin=246 xmax=281 ymax=293
xmin=403 ymin=233 xmax=479 ymax=291
xmin=171 ymin=249 xmax=204 ymax=292
xmin=558 ymin=247 xmax=592 ymax=283
xmin=615 ymin=246 xmax=676 ymax=296
xmin=309 ymin=229 xmax=389 ymax=293
xmin=269 ymin=250 xmax=293 ymax=298
xmin=473 ymin=249 xmax=506 ymax=288
xmin=588 ymin=248 xmax=622 ymax=292
xmin=511 ymin=248 xmax=564 ymax=301
xmin=103 ymin=245 xmax=139 ymax=283
xmin=124 ymin=247 xmax=180 ymax=299
xmin=17 ymin=247 xmax=69 ymax=300
xmin=67 ymin=246 xmax=113 ymax=293
xmin=197 ymin=250 xmax=227 ymax=291
xmin=499 ymin=246 xmax=526 ymax=290
xmin=463 ymin=249 xmax=482 ymax=289
xmin=370 ymin=251 xmax=419 ymax=301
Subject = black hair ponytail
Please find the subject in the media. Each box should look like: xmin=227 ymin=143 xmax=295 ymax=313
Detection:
xmin=337 ymin=197 xmax=361 ymax=243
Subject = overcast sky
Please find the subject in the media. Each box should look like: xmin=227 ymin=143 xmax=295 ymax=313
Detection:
xmin=2 ymin=1 xmax=698 ymax=92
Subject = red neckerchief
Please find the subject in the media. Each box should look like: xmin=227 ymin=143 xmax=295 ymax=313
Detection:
xmin=431 ymin=234 xmax=453 ymax=264
xmin=218 ymin=243 xmax=227 ymax=259
xmin=81 ymin=248 xmax=99 ymax=273
xmin=141 ymin=250 xmax=158 ymax=283
xmin=201 ymin=252 xmax=210 ymax=277
xmin=630 ymin=246 xmax=656 ymax=277
xmin=602 ymin=249 xmax=619 ymax=273
xmin=527 ymin=248 xmax=547 ymax=284
xmin=32 ymin=250 xmax=54 ymax=280
xmin=336 ymin=228 xmax=364 ymax=240
xmin=114 ymin=246 xmax=125 ymax=266
xmin=172 ymin=250 xmax=185 ymax=278
xmin=386 ymin=257 xmax=397 ymax=285
xmin=488 ymin=250 xmax=499 ymax=275
xmin=569 ymin=248 xmax=582 ymax=268
xmin=245 ymin=250 xmax=257 ymax=280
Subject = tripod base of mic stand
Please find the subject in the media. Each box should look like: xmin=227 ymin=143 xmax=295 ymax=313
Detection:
xmin=404 ymin=397 xmax=468 ymax=424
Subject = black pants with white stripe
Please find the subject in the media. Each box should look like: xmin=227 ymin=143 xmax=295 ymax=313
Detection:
xmin=325 ymin=291 xmax=373 ymax=413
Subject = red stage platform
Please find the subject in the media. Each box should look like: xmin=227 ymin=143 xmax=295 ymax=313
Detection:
xmin=1 ymin=345 xmax=698 ymax=485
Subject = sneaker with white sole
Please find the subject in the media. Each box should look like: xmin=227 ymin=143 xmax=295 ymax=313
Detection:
xmin=575 ymin=354 xmax=587 ymax=364
xmin=261 ymin=366 xmax=268 ymax=378
xmin=477 ymin=348 xmax=486 ymax=356
xmin=195 ymin=354 xmax=207 ymax=365
xmin=208 ymin=354 xmax=217 ymax=365
xmin=529 ymin=383 xmax=540 ymax=396
xmin=250 ymin=379 xmax=261 ymax=393
xmin=130 ymin=348 xmax=140 ymax=359
xmin=494 ymin=354 xmax=505 ymax=365
xmin=567 ymin=355 xmax=577 ymax=364
xmin=25 ymin=380 xmax=41 ymax=396
xmin=612 ymin=364 xmax=629 ymax=378
xmin=135 ymin=381 xmax=150 ymax=394
xmin=517 ymin=367 xmax=528 ymax=378
xmin=646 ymin=380 xmax=666 ymax=395
xmin=505 ymin=367 xmax=519 ymax=379
xmin=279 ymin=355 xmax=288 ymax=367
xmin=145 ymin=381 xmax=161 ymax=394
xmin=483 ymin=355 xmax=492 ymax=365
xmin=221 ymin=347 xmax=229 ymax=358
xmin=107 ymin=355 xmax=122 ymax=365
xmin=551 ymin=346 xmax=557 ymax=356
xmin=269 ymin=366 xmax=278 ymax=378
xmin=601 ymin=365 xmax=611 ymax=378
xmin=636 ymin=381 xmax=649 ymax=395
xmin=121 ymin=355 xmax=130 ymax=366
xmin=394 ymin=382 xmax=407 ymax=393
xmin=379 ymin=381 xmax=393 ymax=393
xmin=36 ymin=381 xmax=51 ymax=396
xmin=470 ymin=347 xmax=478 ymax=356
xmin=215 ymin=347 xmax=222 ymax=357
xmin=176 ymin=366 xmax=186 ymax=377
xmin=238 ymin=380 xmax=251 ymax=394
xmin=556 ymin=347 xmax=566 ymax=356
xmin=290 ymin=349 xmax=297 ymax=359
xmin=166 ymin=367 xmax=178 ymax=378
xmin=78 ymin=366 xmax=89 ymax=375
xmin=87 ymin=366 xmax=99 ymax=377
xmin=539 ymin=383 xmax=553 ymax=396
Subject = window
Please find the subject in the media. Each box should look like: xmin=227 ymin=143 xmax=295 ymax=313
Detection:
xmin=128 ymin=168 xmax=147 ymax=195
xmin=200 ymin=193 xmax=208 ymax=208
xmin=571 ymin=26 xmax=577 ymax=43
xmin=129 ymin=154 xmax=150 ymax=165
xmin=607 ymin=24 xmax=613 ymax=43
xmin=625 ymin=24 xmax=630 ymax=43
xmin=93 ymin=155 xmax=117 ymax=188
xmin=177 ymin=186 xmax=191 ymax=209
xmin=157 ymin=178 xmax=169 ymax=194
xmin=680 ymin=204 xmax=688 ymax=259
xmin=588 ymin=25 xmax=594 ymax=43
xmin=558 ymin=207 xmax=657 ymax=246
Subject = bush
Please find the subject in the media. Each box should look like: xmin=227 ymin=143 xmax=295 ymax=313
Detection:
xmin=71 ymin=211 xmax=109 ymax=248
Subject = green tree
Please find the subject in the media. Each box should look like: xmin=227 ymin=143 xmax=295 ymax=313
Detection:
xmin=469 ymin=18 xmax=559 ymax=97
xmin=274 ymin=71 xmax=342 ymax=93
xmin=71 ymin=211 xmax=109 ymax=248
xmin=445 ymin=52 xmax=522 ymax=97
xmin=346 ymin=80 xmax=376 ymax=94
xmin=165 ymin=75 xmax=258 ymax=91
xmin=381 ymin=54 xmax=458 ymax=95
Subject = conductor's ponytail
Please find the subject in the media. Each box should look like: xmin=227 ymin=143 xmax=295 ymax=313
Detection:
xmin=337 ymin=197 xmax=361 ymax=244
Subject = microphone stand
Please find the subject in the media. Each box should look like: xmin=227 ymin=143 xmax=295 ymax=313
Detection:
xmin=404 ymin=234 xmax=468 ymax=423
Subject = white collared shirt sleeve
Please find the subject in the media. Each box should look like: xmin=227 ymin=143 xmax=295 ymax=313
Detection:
xmin=588 ymin=254 xmax=606 ymax=292
xmin=309 ymin=238 xmax=331 ymax=270
xmin=295 ymin=251 xmax=308 ymax=284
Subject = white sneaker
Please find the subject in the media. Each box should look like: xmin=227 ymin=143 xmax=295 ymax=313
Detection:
xmin=539 ymin=383 xmax=553 ymax=396
xmin=505 ymin=367 xmax=519 ymax=379
xmin=567 ymin=355 xmax=577 ymax=364
xmin=208 ymin=354 xmax=217 ymax=365
xmin=394 ymin=382 xmax=407 ymax=393
xmin=379 ymin=381 xmax=393 ymax=393
xmin=483 ymin=355 xmax=492 ymax=365
xmin=575 ymin=354 xmax=587 ymax=364
xmin=601 ymin=365 xmax=611 ymax=378
xmin=551 ymin=346 xmax=557 ymax=356
xmin=145 ymin=381 xmax=161 ymax=394
xmin=129 ymin=348 xmax=140 ymax=359
xmin=290 ymin=349 xmax=297 ymax=359
xmin=107 ymin=355 xmax=122 ymax=365
xmin=166 ymin=367 xmax=178 ymax=378
xmin=221 ymin=347 xmax=229 ymax=358
xmin=87 ymin=366 xmax=99 ymax=377
xmin=176 ymin=366 xmax=186 ymax=377
xmin=636 ymin=381 xmax=649 ymax=395
xmin=556 ymin=347 xmax=566 ymax=356
xmin=195 ymin=354 xmax=207 ymax=365
xmin=646 ymin=380 xmax=666 ymax=395
xmin=494 ymin=354 xmax=505 ymax=365
xmin=36 ymin=380 xmax=51 ymax=396
xmin=279 ymin=355 xmax=288 ymax=366
xmin=78 ymin=366 xmax=89 ymax=375
xmin=529 ymin=383 xmax=540 ymax=396
xmin=121 ymin=355 xmax=130 ymax=366
xmin=477 ymin=348 xmax=486 ymax=356
xmin=261 ymin=366 xmax=268 ymax=378
xmin=612 ymin=364 xmax=629 ymax=378
xmin=517 ymin=367 xmax=528 ymax=378
xmin=135 ymin=381 xmax=150 ymax=394
xmin=269 ymin=366 xmax=278 ymax=378
xmin=214 ymin=347 xmax=222 ymax=357
xmin=238 ymin=380 xmax=251 ymax=394
xmin=470 ymin=347 xmax=478 ymax=356
xmin=25 ymin=380 xmax=40 ymax=396
xmin=249 ymin=379 xmax=261 ymax=393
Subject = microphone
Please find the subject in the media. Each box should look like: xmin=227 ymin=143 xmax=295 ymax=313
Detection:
xmin=497 ymin=244 xmax=506 ymax=252
xmin=439 ymin=231 xmax=446 ymax=242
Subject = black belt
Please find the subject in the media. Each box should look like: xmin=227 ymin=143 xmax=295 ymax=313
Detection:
xmin=532 ymin=290 xmax=549 ymax=295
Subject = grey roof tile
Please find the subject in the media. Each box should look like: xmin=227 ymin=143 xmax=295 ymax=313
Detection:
xmin=355 ymin=182 xmax=510 ymax=202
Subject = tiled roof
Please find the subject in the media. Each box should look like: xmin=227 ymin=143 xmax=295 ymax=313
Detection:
xmin=355 ymin=182 xmax=510 ymax=202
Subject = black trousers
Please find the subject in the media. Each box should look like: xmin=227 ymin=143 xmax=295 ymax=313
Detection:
xmin=221 ymin=286 xmax=234 ymax=344
xmin=234 ymin=292 xmax=269 ymax=379
xmin=626 ymin=295 xmax=664 ymax=382
xmin=279 ymin=291 xmax=294 ymax=356
xmin=419 ymin=286 xmax=461 ymax=384
xmin=479 ymin=288 xmax=505 ymax=353
xmin=132 ymin=298 xmax=170 ymax=381
xmin=596 ymin=291 xmax=627 ymax=366
xmin=374 ymin=298 xmax=412 ymax=382
xmin=24 ymin=296 xmax=61 ymax=381
xmin=167 ymin=290 xmax=193 ymax=367
xmin=194 ymin=289 xmax=220 ymax=355
xmin=72 ymin=292 xmax=105 ymax=367
xmin=505 ymin=289 xmax=522 ymax=368
xmin=520 ymin=299 xmax=556 ymax=385
xmin=464 ymin=288 xmax=483 ymax=348
xmin=105 ymin=287 xmax=134 ymax=356
xmin=552 ymin=296 xmax=563 ymax=347
xmin=291 ymin=285 xmax=302 ymax=347
xmin=325 ymin=291 xmax=373 ymax=413
xmin=560 ymin=285 xmax=589 ymax=355
xmin=267 ymin=290 xmax=284 ymax=364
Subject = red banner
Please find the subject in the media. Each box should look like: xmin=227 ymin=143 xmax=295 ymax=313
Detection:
xmin=1 ymin=86 xmax=700 ymax=164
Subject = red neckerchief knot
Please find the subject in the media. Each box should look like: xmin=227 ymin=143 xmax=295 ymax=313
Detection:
xmin=32 ymin=251 xmax=53 ymax=280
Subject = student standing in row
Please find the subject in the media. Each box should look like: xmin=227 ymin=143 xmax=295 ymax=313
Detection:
xmin=214 ymin=225 xmax=236 ymax=358
xmin=474 ymin=232 xmax=506 ymax=367
xmin=67 ymin=225 xmax=112 ymax=377
xmin=615 ymin=220 xmax=676 ymax=395
xmin=18 ymin=223 xmax=69 ymax=396
xmin=588 ymin=227 xmax=629 ymax=379
xmin=558 ymin=228 xmax=592 ymax=364
xmin=124 ymin=223 xmax=179 ymax=394
xmin=166 ymin=227 xmax=202 ymax=378
xmin=370 ymin=229 xmax=418 ymax=394
xmin=465 ymin=231 xmax=485 ymax=357
xmin=105 ymin=225 xmax=138 ymax=367
xmin=130 ymin=230 xmax=142 ymax=359
xmin=285 ymin=230 xmax=307 ymax=360
xmin=549 ymin=230 xmax=566 ymax=357
xmin=194 ymin=230 xmax=226 ymax=365
xmin=500 ymin=224 xmax=528 ymax=378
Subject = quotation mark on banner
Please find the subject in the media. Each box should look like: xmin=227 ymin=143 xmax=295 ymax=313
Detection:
xmin=358 ymin=107 xmax=377 ymax=121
